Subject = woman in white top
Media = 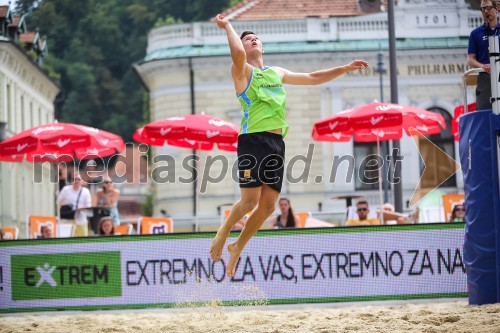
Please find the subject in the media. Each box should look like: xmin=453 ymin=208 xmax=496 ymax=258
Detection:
xmin=57 ymin=173 xmax=92 ymax=237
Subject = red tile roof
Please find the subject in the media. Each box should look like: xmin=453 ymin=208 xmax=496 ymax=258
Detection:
xmin=220 ymin=0 xmax=378 ymax=20
xmin=20 ymin=32 xmax=36 ymax=44
xmin=8 ymin=14 xmax=20 ymax=28
xmin=0 ymin=6 xmax=8 ymax=18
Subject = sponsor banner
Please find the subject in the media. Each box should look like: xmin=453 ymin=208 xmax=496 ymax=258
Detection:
xmin=0 ymin=225 xmax=466 ymax=312
xmin=11 ymin=252 xmax=121 ymax=300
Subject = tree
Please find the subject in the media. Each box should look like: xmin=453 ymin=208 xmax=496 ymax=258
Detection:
xmin=14 ymin=0 xmax=243 ymax=141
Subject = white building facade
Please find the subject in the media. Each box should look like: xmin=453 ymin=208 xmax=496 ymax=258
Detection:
xmin=134 ymin=0 xmax=480 ymax=225
xmin=0 ymin=38 xmax=59 ymax=236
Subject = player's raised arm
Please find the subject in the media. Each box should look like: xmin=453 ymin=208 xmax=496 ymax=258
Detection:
xmin=275 ymin=60 xmax=369 ymax=85
xmin=215 ymin=14 xmax=247 ymax=79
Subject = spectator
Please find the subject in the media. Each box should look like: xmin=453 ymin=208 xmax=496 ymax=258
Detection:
xmin=380 ymin=203 xmax=407 ymax=224
xmin=57 ymin=172 xmax=92 ymax=237
xmin=39 ymin=225 xmax=53 ymax=239
xmin=0 ymin=229 xmax=4 ymax=241
xmin=98 ymin=217 xmax=115 ymax=236
xmin=269 ymin=198 xmax=300 ymax=229
xmin=346 ymin=200 xmax=380 ymax=226
xmin=96 ymin=176 xmax=121 ymax=226
xmin=449 ymin=204 xmax=466 ymax=223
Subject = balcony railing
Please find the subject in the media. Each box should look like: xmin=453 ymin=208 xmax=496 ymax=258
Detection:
xmin=147 ymin=11 xmax=481 ymax=55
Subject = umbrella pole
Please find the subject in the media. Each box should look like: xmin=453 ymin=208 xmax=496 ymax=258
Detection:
xmin=193 ymin=149 xmax=199 ymax=232
xmin=377 ymin=137 xmax=385 ymax=224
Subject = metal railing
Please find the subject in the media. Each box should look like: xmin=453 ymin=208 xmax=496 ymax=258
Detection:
xmin=146 ymin=12 xmax=481 ymax=55
xmin=462 ymin=67 xmax=484 ymax=114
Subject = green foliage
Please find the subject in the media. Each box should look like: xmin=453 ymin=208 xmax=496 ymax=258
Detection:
xmin=155 ymin=15 xmax=184 ymax=28
xmin=14 ymin=0 xmax=243 ymax=142
xmin=230 ymin=0 xmax=244 ymax=6
xmin=41 ymin=54 xmax=62 ymax=80
xmin=142 ymin=190 xmax=154 ymax=217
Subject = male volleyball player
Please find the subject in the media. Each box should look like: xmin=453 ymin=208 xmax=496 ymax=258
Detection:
xmin=210 ymin=14 xmax=369 ymax=277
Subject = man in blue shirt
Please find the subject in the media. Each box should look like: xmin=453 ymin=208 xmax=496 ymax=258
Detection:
xmin=468 ymin=0 xmax=500 ymax=110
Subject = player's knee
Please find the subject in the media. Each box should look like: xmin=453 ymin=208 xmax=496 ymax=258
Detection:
xmin=259 ymin=202 xmax=276 ymax=216
xmin=239 ymin=199 xmax=258 ymax=213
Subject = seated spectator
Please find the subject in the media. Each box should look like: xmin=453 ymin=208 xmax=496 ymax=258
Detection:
xmin=98 ymin=217 xmax=115 ymax=236
xmin=269 ymin=198 xmax=300 ymax=229
xmin=346 ymin=200 xmax=380 ymax=226
xmin=380 ymin=203 xmax=407 ymax=224
xmin=96 ymin=176 xmax=121 ymax=226
xmin=39 ymin=225 xmax=54 ymax=239
xmin=449 ymin=204 xmax=466 ymax=223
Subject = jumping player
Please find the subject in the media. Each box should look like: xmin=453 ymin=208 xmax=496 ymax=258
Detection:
xmin=210 ymin=14 xmax=368 ymax=277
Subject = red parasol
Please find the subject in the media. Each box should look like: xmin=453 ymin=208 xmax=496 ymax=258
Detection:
xmin=140 ymin=113 xmax=239 ymax=145
xmin=0 ymin=122 xmax=125 ymax=162
xmin=133 ymin=113 xmax=239 ymax=231
xmin=314 ymin=102 xmax=446 ymax=140
xmin=313 ymin=102 xmax=446 ymax=223
xmin=133 ymin=113 xmax=239 ymax=152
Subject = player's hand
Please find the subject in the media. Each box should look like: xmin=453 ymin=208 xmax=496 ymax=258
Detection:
xmin=346 ymin=60 xmax=369 ymax=71
xmin=215 ymin=14 xmax=230 ymax=29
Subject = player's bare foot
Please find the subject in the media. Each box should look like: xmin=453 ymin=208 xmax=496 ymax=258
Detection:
xmin=226 ymin=242 xmax=243 ymax=278
xmin=210 ymin=228 xmax=228 ymax=261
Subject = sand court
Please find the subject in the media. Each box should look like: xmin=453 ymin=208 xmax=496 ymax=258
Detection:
xmin=1 ymin=299 xmax=499 ymax=333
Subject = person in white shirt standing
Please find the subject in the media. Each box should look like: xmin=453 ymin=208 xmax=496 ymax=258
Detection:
xmin=57 ymin=173 xmax=91 ymax=237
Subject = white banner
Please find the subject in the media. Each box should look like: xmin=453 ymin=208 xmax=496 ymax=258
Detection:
xmin=0 ymin=225 xmax=466 ymax=312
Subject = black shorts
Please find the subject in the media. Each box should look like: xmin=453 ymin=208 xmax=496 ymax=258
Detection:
xmin=237 ymin=132 xmax=285 ymax=193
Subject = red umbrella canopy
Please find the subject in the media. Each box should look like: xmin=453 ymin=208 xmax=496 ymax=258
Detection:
xmin=134 ymin=127 xmax=238 ymax=152
xmin=312 ymin=126 xmax=352 ymax=142
xmin=452 ymin=102 xmax=476 ymax=141
xmin=313 ymin=102 xmax=446 ymax=142
xmin=0 ymin=122 xmax=125 ymax=161
xmin=142 ymin=113 xmax=239 ymax=144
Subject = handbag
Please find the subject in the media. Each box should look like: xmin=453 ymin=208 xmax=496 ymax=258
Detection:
xmin=59 ymin=188 xmax=83 ymax=219
xmin=60 ymin=205 xmax=75 ymax=219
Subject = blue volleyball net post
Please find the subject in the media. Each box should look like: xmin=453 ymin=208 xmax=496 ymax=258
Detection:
xmin=459 ymin=35 xmax=500 ymax=305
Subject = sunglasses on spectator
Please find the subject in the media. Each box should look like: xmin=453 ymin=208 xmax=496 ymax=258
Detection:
xmin=357 ymin=208 xmax=368 ymax=212
xmin=103 ymin=181 xmax=112 ymax=184
xmin=481 ymin=5 xmax=495 ymax=12
xmin=74 ymin=178 xmax=82 ymax=181
xmin=454 ymin=207 xmax=465 ymax=212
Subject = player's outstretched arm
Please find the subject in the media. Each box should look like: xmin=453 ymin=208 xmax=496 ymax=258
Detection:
xmin=215 ymin=14 xmax=247 ymax=78
xmin=275 ymin=60 xmax=369 ymax=85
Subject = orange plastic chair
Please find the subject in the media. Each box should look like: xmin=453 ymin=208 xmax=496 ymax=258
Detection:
xmin=295 ymin=212 xmax=311 ymax=228
xmin=114 ymin=224 xmax=133 ymax=235
xmin=1 ymin=226 xmax=19 ymax=240
xmin=138 ymin=217 xmax=173 ymax=234
xmin=442 ymin=194 xmax=465 ymax=222
xmin=27 ymin=215 xmax=57 ymax=239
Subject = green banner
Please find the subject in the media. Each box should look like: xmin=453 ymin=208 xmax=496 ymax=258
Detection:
xmin=11 ymin=251 xmax=122 ymax=300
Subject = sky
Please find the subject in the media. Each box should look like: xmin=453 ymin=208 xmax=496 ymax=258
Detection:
xmin=0 ymin=0 xmax=16 ymax=6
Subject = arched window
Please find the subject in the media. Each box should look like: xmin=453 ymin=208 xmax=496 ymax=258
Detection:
xmin=417 ymin=107 xmax=456 ymax=188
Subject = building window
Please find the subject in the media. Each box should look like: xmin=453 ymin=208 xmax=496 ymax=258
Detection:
xmin=21 ymin=95 xmax=25 ymax=130
xmin=354 ymin=142 xmax=380 ymax=190
xmin=7 ymin=83 xmax=12 ymax=129
xmin=418 ymin=107 xmax=456 ymax=188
